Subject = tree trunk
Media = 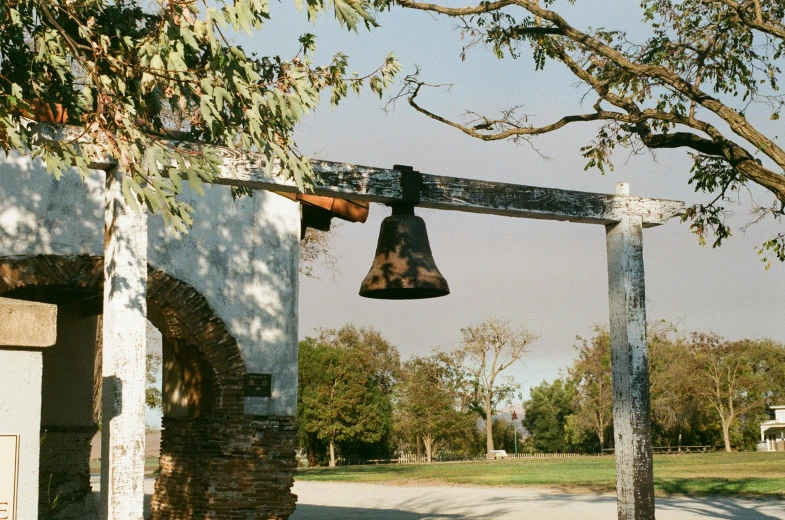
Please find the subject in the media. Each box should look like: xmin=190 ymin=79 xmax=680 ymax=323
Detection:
xmin=307 ymin=445 xmax=316 ymax=467
xmin=329 ymin=440 xmax=336 ymax=467
xmin=485 ymin=397 xmax=494 ymax=456
xmin=416 ymin=433 xmax=422 ymax=456
xmin=424 ymin=434 xmax=433 ymax=463
xmin=721 ymin=418 xmax=732 ymax=452
xmin=598 ymin=428 xmax=604 ymax=452
xmin=678 ymin=432 xmax=682 ymax=453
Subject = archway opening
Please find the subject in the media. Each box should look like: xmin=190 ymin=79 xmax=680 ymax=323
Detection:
xmin=0 ymin=256 xmax=241 ymax=519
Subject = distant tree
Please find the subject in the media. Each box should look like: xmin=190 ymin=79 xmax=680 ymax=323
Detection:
xmin=567 ymin=327 xmax=613 ymax=451
xmin=522 ymin=379 xmax=573 ymax=453
xmin=319 ymin=325 xmax=400 ymax=395
xmin=490 ymin=416 xmax=520 ymax=454
xmin=449 ymin=318 xmax=535 ymax=455
xmin=689 ymin=334 xmax=785 ymax=451
xmin=647 ymin=324 xmax=703 ymax=449
xmin=394 ymin=355 xmax=473 ymax=462
xmin=298 ymin=325 xmax=399 ymax=466
xmin=145 ymin=352 xmax=162 ymax=411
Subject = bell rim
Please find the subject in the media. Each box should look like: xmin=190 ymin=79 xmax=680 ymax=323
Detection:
xmin=358 ymin=287 xmax=450 ymax=300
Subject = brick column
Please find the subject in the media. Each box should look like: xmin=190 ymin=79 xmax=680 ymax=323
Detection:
xmin=151 ymin=415 xmax=298 ymax=520
xmin=203 ymin=416 xmax=298 ymax=520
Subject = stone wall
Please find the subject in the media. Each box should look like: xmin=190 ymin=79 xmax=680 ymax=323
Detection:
xmin=151 ymin=415 xmax=298 ymax=520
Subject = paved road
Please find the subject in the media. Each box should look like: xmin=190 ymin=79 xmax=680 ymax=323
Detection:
xmin=290 ymin=481 xmax=785 ymax=520
xmin=90 ymin=477 xmax=785 ymax=519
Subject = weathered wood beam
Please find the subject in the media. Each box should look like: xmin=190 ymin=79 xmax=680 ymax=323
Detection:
xmin=31 ymin=122 xmax=685 ymax=226
xmin=606 ymin=183 xmax=655 ymax=520
xmin=101 ymin=167 xmax=147 ymax=520
xmin=223 ymin=159 xmax=684 ymax=227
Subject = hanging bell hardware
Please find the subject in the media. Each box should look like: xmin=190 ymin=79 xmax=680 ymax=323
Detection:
xmin=359 ymin=166 xmax=450 ymax=300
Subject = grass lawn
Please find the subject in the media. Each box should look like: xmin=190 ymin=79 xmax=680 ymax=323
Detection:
xmin=296 ymin=452 xmax=785 ymax=499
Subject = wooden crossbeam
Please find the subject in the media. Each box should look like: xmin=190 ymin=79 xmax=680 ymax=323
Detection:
xmin=32 ymin=123 xmax=685 ymax=226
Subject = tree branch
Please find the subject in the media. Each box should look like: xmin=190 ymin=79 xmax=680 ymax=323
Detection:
xmin=395 ymin=0 xmax=785 ymax=204
xmin=396 ymin=0 xmax=785 ymax=191
xmin=707 ymin=0 xmax=785 ymax=41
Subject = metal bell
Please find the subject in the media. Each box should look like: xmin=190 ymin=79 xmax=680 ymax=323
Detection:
xmin=359 ymin=207 xmax=450 ymax=300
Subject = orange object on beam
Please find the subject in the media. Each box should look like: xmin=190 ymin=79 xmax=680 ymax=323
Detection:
xmin=276 ymin=192 xmax=370 ymax=223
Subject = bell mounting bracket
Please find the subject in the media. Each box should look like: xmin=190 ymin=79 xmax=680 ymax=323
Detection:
xmin=390 ymin=164 xmax=421 ymax=215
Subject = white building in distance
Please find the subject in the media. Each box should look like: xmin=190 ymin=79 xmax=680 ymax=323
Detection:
xmin=760 ymin=406 xmax=785 ymax=452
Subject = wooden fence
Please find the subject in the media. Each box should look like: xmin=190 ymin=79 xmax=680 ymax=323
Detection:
xmin=324 ymin=446 xmax=717 ymax=468
xmin=507 ymin=452 xmax=590 ymax=459
xmin=394 ymin=452 xmax=597 ymax=465
xmin=398 ymin=453 xmax=430 ymax=464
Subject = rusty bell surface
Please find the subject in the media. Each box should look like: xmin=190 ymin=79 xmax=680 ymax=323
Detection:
xmin=359 ymin=207 xmax=450 ymax=300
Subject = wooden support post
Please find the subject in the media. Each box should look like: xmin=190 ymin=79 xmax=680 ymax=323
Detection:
xmin=606 ymin=183 xmax=655 ymax=520
xmin=101 ymin=168 xmax=147 ymax=520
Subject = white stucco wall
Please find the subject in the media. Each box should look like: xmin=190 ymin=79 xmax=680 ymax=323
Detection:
xmin=0 ymin=298 xmax=57 ymax=520
xmin=0 ymin=350 xmax=44 ymax=520
xmin=0 ymin=153 xmax=300 ymax=416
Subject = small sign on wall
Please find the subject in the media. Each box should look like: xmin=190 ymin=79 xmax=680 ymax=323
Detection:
xmin=0 ymin=435 xmax=19 ymax=520
xmin=244 ymin=374 xmax=272 ymax=398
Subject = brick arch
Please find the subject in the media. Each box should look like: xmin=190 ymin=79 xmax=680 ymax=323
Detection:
xmin=0 ymin=254 xmax=246 ymax=414
xmin=0 ymin=254 xmax=298 ymax=520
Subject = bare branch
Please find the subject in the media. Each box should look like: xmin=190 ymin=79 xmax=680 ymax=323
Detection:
xmin=395 ymin=0 xmax=785 ymax=204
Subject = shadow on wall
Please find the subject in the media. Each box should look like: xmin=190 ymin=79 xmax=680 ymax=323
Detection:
xmin=147 ymin=181 xmax=300 ymax=416
xmin=0 ymin=152 xmax=104 ymax=256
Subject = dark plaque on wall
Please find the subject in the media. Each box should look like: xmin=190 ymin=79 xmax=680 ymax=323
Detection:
xmin=244 ymin=374 xmax=272 ymax=398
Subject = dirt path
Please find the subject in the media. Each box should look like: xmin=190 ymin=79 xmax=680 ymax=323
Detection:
xmin=290 ymin=481 xmax=785 ymax=520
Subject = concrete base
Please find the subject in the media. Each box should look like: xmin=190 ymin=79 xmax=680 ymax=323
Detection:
xmin=0 ymin=298 xmax=57 ymax=347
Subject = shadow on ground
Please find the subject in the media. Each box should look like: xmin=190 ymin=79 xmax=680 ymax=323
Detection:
xmin=657 ymin=496 xmax=785 ymax=520
xmin=520 ymin=490 xmax=784 ymax=520
xmin=88 ymin=478 xmax=785 ymax=520
xmin=292 ymin=505 xmax=471 ymax=519
xmin=291 ymin=481 xmax=785 ymax=520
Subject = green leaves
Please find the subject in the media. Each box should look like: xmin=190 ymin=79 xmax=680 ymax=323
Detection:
xmin=399 ymin=0 xmax=785 ymax=265
xmin=298 ymin=326 xmax=400 ymax=460
xmin=0 ymin=0 xmax=399 ymax=233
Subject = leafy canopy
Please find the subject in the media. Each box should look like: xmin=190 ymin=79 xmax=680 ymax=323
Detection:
xmin=394 ymin=355 xmax=474 ymax=460
xmin=298 ymin=325 xmax=400 ymax=458
xmin=0 ymin=0 xmax=400 ymax=231
xmin=388 ymin=0 xmax=785 ymax=266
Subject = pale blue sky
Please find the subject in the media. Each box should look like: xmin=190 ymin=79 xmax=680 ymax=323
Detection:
xmin=243 ymin=0 xmax=784 ymax=400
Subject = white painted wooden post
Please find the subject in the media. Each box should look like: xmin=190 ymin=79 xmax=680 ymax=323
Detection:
xmin=101 ymin=168 xmax=147 ymax=520
xmin=606 ymin=182 xmax=655 ymax=520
